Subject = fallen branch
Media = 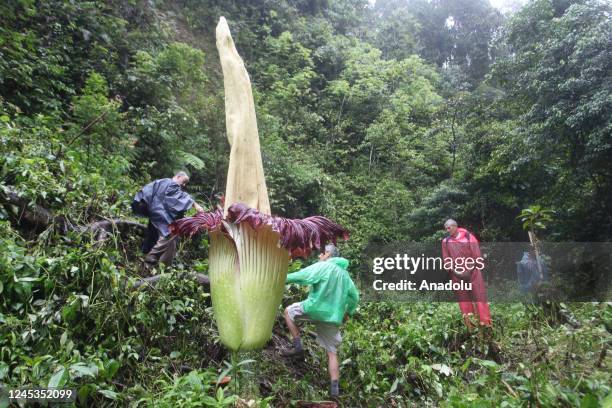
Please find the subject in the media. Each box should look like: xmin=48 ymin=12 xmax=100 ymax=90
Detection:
xmin=87 ymin=218 xmax=147 ymax=233
xmin=501 ymin=379 xmax=519 ymax=399
xmin=111 ymin=380 xmax=127 ymax=389
xmin=56 ymin=99 xmax=121 ymax=158
xmin=82 ymin=218 xmax=146 ymax=242
xmin=595 ymin=342 xmax=607 ymax=368
xmin=3 ymin=185 xmax=209 ymax=292
xmin=1 ymin=186 xmax=146 ymax=240
xmin=131 ymin=273 xmax=210 ymax=290
xmin=1 ymin=186 xmax=54 ymax=228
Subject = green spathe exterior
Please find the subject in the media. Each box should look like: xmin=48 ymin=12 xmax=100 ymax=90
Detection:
xmin=209 ymin=224 xmax=289 ymax=350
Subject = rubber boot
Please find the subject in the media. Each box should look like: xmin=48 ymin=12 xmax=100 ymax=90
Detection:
xmin=330 ymin=379 xmax=339 ymax=398
xmin=280 ymin=336 xmax=304 ymax=357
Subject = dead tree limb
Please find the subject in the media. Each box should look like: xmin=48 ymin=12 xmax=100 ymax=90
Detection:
xmin=131 ymin=273 xmax=210 ymax=290
xmin=3 ymin=185 xmax=210 ymax=291
xmin=1 ymin=186 xmax=145 ymax=240
xmin=1 ymin=186 xmax=54 ymax=228
xmin=82 ymin=218 xmax=147 ymax=242
xmin=595 ymin=342 xmax=607 ymax=368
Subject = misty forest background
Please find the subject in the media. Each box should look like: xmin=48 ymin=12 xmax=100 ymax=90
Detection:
xmin=1 ymin=0 xmax=610 ymax=406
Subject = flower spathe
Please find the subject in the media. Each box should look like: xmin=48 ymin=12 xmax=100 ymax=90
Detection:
xmin=170 ymin=203 xmax=348 ymax=350
xmin=169 ymin=17 xmax=349 ymax=351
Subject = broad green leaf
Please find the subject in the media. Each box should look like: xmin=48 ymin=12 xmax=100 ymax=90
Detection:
xmin=0 ymin=362 xmax=8 ymax=380
xmin=580 ymin=394 xmax=598 ymax=408
xmin=389 ymin=377 xmax=399 ymax=393
xmin=178 ymin=151 xmax=206 ymax=170
xmin=105 ymin=360 xmax=120 ymax=380
xmin=98 ymin=389 xmax=118 ymax=400
xmin=602 ymin=393 xmax=612 ymax=408
xmin=48 ymin=367 xmax=68 ymax=388
xmin=70 ymin=362 xmax=98 ymax=379
xmin=60 ymin=331 xmax=68 ymax=347
xmin=432 ymin=363 xmax=453 ymax=376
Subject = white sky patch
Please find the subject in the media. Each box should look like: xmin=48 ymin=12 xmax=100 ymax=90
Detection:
xmin=368 ymin=0 xmax=527 ymax=14
xmin=489 ymin=0 xmax=527 ymax=13
xmin=445 ymin=16 xmax=455 ymax=29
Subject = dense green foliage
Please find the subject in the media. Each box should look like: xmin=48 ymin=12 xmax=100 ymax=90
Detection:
xmin=1 ymin=0 xmax=610 ymax=406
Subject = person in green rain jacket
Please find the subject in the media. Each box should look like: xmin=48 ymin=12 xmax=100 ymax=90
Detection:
xmin=281 ymin=244 xmax=359 ymax=398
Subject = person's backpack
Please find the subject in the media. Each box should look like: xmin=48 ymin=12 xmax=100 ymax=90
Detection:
xmin=131 ymin=180 xmax=163 ymax=217
xmin=131 ymin=198 xmax=149 ymax=217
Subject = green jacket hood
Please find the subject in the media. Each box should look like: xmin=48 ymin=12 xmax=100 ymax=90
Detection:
xmin=328 ymin=257 xmax=349 ymax=270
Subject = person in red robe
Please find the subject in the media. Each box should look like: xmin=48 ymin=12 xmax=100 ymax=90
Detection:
xmin=441 ymin=219 xmax=492 ymax=330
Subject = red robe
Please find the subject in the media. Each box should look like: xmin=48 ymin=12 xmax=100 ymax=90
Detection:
xmin=442 ymin=228 xmax=492 ymax=325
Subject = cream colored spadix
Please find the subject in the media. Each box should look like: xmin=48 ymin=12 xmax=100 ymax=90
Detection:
xmin=210 ymin=17 xmax=289 ymax=350
xmin=216 ymin=16 xmax=270 ymax=217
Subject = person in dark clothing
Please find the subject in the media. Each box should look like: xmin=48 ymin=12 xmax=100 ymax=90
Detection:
xmin=516 ymin=249 xmax=548 ymax=292
xmin=132 ymin=171 xmax=204 ymax=268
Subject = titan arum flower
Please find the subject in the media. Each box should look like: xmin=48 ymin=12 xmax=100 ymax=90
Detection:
xmin=170 ymin=17 xmax=348 ymax=351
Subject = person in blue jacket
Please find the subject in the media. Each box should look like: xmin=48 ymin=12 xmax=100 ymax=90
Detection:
xmin=281 ymin=244 xmax=359 ymax=398
xmin=132 ymin=171 xmax=204 ymax=268
xmin=516 ymin=249 xmax=548 ymax=292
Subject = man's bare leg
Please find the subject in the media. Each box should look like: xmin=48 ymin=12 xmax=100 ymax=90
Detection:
xmin=281 ymin=308 xmax=303 ymax=356
xmin=327 ymin=351 xmax=339 ymax=381
xmin=284 ymin=308 xmax=300 ymax=338
xmin=328 ymin=351 xmax=340 ymax=397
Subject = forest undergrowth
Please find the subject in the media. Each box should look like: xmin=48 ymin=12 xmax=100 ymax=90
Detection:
xmin=1 ymin=0 xmax=611 ymax=406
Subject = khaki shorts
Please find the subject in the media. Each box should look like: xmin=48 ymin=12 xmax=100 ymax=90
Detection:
xmin=286 ymin=302 xmax=342 ymax=353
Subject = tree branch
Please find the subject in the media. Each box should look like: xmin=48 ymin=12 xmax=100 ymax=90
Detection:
xmin=131 ymin=273 xmax=210 ymax=290
xmin=1 ymin=185 xmax=54 ymax=228
xmin=82 ymin=218 xmax=146 ymax=241
xmin=1 ymin=186 xmax=145 ymax=240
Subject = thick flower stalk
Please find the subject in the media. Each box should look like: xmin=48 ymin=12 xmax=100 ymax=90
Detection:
xmin=170 ymin=18 xmax=348 ymax=351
